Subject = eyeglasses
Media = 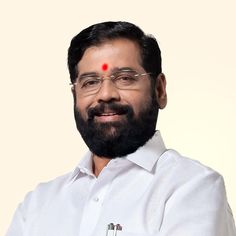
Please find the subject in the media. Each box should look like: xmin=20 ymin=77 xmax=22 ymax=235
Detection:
xmin=71 ymin=69 xmax=151 ymax=96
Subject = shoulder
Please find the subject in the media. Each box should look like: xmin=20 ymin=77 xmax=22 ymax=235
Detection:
xmin=32 ymin=172 xmax=72 ymax=196
xmin=155 ymin=149 xmax=228 ymax=211
xmin=154 ymin=149 xmax=227 ymax=203
xmin=20 ymin=172 xmax=72 ymax=216
xmin=156 ymin=150 xmax=236 ymax=235
xmin=157 ymin=149 xmax=223 ymax=181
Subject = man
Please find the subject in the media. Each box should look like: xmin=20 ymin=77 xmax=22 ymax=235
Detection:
xmin=7 ymin=21 xmax=236 ymax=236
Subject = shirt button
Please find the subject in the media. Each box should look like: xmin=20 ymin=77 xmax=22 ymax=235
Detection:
xmin=93 ymin=197 xmax=99 ymax=202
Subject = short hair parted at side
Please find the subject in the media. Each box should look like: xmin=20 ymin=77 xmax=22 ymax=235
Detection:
xmin=67 ymin=21 xmax=162 ymax=83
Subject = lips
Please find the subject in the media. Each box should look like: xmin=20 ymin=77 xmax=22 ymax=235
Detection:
xmin=94 ymin=111 xmax=125 ymax=122
xmin=98 ymin=112 xmax=118 ymax=116
xmin=87 ymin=103 xmax=131 ymax=121
xmin=94 ymin=108 xmax=126 ymax=117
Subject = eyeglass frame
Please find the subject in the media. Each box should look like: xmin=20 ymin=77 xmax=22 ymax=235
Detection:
xmin=70 ymin=68 xmax=152 ymax=96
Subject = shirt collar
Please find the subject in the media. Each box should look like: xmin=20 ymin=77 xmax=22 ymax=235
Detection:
xmin=69 ymin=151 xmax=94 ymax=182
xmin=69 ymin=131 xmax=166 ymax=182
xmin=126 ymin=131 xmax=166 ymax=172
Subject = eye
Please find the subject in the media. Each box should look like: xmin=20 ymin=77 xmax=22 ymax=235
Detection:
xmin=81 ymin=78 xmax=100 ymax=88
xmin=115 ymin=74 xmax=138 ymax=85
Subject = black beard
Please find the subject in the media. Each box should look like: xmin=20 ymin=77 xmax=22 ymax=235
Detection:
xmin=74 ymin=95 xmax=159 ymax=158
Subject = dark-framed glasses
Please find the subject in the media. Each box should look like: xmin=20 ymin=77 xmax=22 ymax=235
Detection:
xmin=70 ymin=69 xmax=152 ymax=96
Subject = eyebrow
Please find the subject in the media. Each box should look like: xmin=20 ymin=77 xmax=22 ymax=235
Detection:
xmin=79 ymin=72 xmax=98 ymax=79
xmin=78 ymin=67 xmax=137 ymax=79
xmin=111 ymin=67 xmax=136 ymax=73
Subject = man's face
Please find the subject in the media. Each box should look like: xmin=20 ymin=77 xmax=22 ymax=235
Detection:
xmin=73 ymin=38 xmax=166 ymax=158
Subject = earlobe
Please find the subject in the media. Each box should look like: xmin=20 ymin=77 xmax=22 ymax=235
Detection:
xmin=155 ymin=73 xmax=167 ymax=109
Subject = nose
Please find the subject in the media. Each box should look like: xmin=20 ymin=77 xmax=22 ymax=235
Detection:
xmin=95 ymin=79 xmax=121 ymax=103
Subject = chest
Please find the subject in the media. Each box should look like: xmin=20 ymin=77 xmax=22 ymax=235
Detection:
xmin=25 ymin=167 xmax=170 ymax=236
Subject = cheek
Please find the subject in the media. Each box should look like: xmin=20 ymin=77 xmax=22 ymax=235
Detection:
xmin=74 ymin=97 xmax=92 ymax=119
xmin=121 ymin=91 xmax=152 ymax=116
xmin=129 ymin=82 xmax=153 ymax=115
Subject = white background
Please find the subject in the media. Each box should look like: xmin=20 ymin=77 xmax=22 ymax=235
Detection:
xmin=1 ymin=0 xmax=235 ymax=234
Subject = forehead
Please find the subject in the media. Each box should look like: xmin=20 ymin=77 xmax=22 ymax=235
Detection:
xmin=77 ymin=38 xmax=143 ymax=74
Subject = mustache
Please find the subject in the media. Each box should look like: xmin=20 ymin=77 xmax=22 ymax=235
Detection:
xmin=87 ymin=102 xmax=133 ymax=120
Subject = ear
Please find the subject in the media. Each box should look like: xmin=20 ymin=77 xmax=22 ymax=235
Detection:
xmin=155 ymin=73 xmax=167 ymax=109
xmin=71 ymin=85 xmax=77 ymax=104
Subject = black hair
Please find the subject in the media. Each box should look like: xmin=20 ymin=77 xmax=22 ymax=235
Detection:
xmin=68 ymin=21 xmax=162 ymax=84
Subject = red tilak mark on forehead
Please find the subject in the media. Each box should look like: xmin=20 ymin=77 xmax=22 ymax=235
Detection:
xmin=102 ymin=63 xmax=108 ymax=71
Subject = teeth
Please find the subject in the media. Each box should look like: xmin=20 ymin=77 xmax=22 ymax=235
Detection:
xmin=100 ymin=113 xmax=117 ymax=116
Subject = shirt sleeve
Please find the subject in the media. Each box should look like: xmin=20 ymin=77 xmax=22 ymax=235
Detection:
xmin=6 ymin=203 xmax=25 ymax=236
xmin=159 ymin=172 xmax=236 ymax=236
xmin=5 ymin=188 xmax=35 ymax=236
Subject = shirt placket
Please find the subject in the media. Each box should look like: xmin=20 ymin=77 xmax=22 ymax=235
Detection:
xmin=78 ymin=172 xmax=112 ymax=236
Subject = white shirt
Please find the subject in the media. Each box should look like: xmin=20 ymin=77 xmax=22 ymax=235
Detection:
xmin=6 ymin=131 xmax=236 ymax=236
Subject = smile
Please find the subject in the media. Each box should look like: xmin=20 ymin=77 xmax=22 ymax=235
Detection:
xmin=95 ymin=113 xmax=124 ymax=122
xmin=98 ymin=112 xmax=118 ymax=116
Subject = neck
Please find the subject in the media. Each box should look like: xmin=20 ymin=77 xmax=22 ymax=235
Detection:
xmin=92 ymin=155 xmax=111 ymax=177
